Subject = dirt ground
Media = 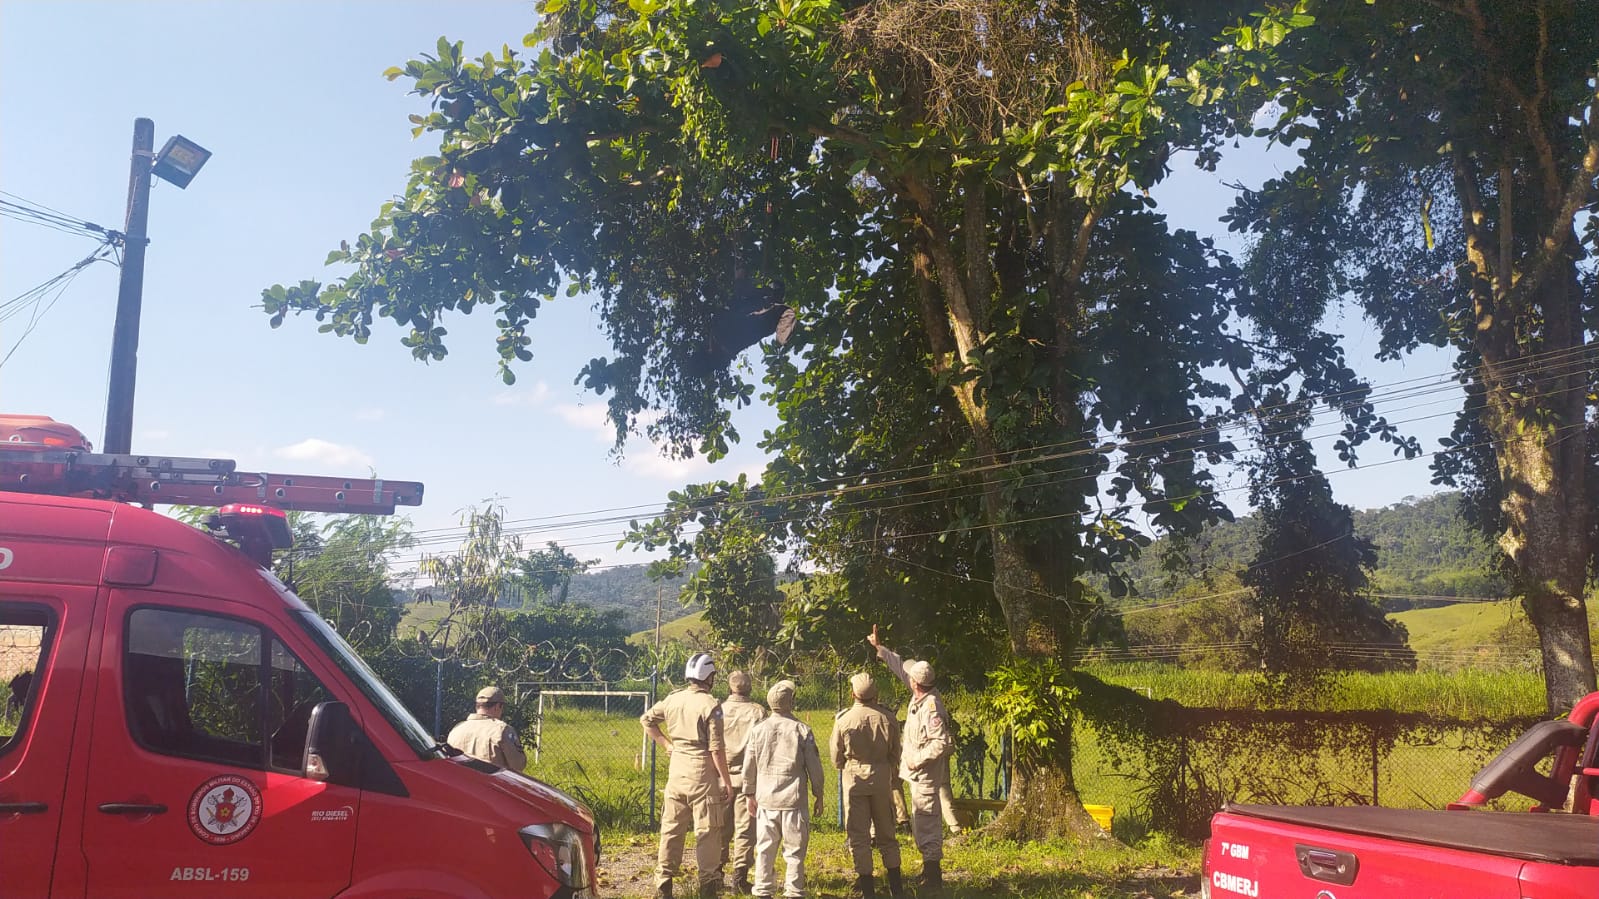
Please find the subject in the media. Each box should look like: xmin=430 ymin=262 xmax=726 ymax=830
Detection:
xmin=595 ymin=829 xmax=1199 ymax=899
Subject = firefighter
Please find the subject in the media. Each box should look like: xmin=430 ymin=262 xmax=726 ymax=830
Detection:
xmin=742 ymin=680 xmax=825 ymax=899
xmin=643 ymin=652 xmax=735 ymax=899
xmin=831 ymin=672 xmax=905 ymax=898
xmin=869 ymin=626 xmax=953 ymax=890
xmin=446 ymin=686 xmax=527 ymax=771
xmin=720 ymin=670 xmax=768 ymax=894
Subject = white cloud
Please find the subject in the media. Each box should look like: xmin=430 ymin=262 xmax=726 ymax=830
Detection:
xmin=492 ymin=381 xmax=551 ymax=407
xmin=355 ymin=407 xmax=386 ymax=422
xmin=273 ymin=438 xmax=375 ymax=471
xmin=553 ymin=403 xmax=615 ymax=443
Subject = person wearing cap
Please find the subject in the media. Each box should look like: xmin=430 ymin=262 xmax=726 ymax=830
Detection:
xmin=446 ymin=686 xmax=528 ymax=771
xmin=719 ymin=670 xmax=768 ymax=894
xmin=831 ymin=672 xmax=904 ymax=898
xmin=642 ymin=652 xmax=735 ymax=899
xmin=868 ymin=626 xmax=952 ymax=890
xmin=742 ymin=680 xmax=824 ymax=899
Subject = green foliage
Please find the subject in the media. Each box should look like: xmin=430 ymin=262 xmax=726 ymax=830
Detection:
xmin=511 ymin=541 xmax=597 ymax=606
xmin=259 ymin=3 xmax=1305 ymax=708
xmin=1218 ymin=0 xmax=1599 ymax=705
xmin=982 ymin=658 xmax=1077 ymax=767
xmin=564 ymin=562 xmax=700 ymax=634
xmin=1089 ymin=663 xmax=1545 ymax=719
xmin=1240 ymin=390 xmax=1416 ymax=682
xmin=279 ymin=513 xmax=414 ymax=651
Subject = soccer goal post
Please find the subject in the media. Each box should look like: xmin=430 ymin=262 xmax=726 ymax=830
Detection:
xmin=532 ymin=690 xmax=652 ymax=766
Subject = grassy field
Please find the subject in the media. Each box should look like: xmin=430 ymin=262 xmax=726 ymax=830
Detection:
xmin=627 ymin=610 xmax=709 ymax=647
xmin=524 ymin=662 xmax=1544 ymax=845
xmin=598 ymin=829 xmax=1199 ymax=898
xmin=1087 ymin=663 xmax=1545 ymax=719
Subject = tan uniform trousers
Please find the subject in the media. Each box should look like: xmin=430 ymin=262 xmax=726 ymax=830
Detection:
xmin=844 ymin=779 xmax=901 ymax=877
xmin=907 ymin=763 xmax=947 ymax=863
xmin=722 ymin=783 xmax=757 ymax=874
xmin=658 ymin=763 xmax=729 ymax=892
xmin=751 ymin=807 xmax=810 ymax=899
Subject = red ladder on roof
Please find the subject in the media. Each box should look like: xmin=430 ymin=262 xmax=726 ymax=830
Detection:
xmin=1 ymin=415 xmax=422 ymax=515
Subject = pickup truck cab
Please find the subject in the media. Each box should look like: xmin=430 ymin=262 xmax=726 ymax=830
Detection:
xmin=0 ymin=421 xmax=599 ymax=898
xmin=1203 ymin=692 xmax=1599 ymax=899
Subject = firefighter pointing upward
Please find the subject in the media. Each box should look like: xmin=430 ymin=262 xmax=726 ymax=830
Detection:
xmin=643 ymin=652 xmax=735 ymax=899
xmin=869 ymin=626 xmax=953 ymax=890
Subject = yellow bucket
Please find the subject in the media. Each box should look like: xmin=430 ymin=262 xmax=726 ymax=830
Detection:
xmin=1084 ymin=804 xmax=1114 ymax=831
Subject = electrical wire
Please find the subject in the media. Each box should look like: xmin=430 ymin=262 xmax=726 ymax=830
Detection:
xmin=0 ymin=240 xmax=117 ymax=369
xmin=0 ymin=192 xmax=114 ymax=242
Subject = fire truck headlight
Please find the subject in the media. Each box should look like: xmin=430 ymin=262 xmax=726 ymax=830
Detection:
xmin=520 ymin=822 xmax=592 ymax=895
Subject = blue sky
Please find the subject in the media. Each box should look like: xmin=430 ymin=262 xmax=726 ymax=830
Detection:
xmin=0 ymin=1 xmax=1458 ymax=572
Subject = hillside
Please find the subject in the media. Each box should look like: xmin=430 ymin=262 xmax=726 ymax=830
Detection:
xmin=562 ymin=563 xmax=701 ymax=633
xmin=1117 ymin=492 xmax=1506 ymax=607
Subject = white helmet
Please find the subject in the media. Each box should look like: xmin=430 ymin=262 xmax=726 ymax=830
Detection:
xmin=684 ymin=652 xmax=716 ymax=682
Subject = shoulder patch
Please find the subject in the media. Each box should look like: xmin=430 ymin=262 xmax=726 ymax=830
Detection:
xmin=711 ymin=705 xmax=724 ymax=719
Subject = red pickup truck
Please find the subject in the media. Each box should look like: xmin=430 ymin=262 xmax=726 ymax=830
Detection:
xmin=1203 ymin=692 xmax=1599 ymax=899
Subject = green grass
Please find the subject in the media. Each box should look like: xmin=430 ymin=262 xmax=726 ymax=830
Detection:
xmin=1393 ymin=600 xmax=1531 ymax=667
xmin=523 ymin=665 xmax=1547 ymax=846
xmin=626 ymin=610 xmax=709 ymax=646
xmin=598 ymin=828 xmax=1199 ymax=898
xmin=397 ymin=600 xmax=450 ymax=639
xmin=1088 ymin=664 xmax=1545 ymax=718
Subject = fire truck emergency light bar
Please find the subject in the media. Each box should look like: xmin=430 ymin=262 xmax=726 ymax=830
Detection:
xmin=1 ymin=415 xmax=422 ymax=515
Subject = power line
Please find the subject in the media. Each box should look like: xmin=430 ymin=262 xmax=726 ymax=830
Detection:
xmin=0 ymin=240 xmax=117 ymax=369
xmin=287 ymin=338 xmax=1599 ymax=553
xmin=262 ymin=346 xmax=1599 ymax=585
xmin=0 ymin=193 xmax=115 ymax=242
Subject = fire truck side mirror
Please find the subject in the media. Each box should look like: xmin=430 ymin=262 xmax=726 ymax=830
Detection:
xmin=303 ymin=701 xmax=357 ymax=783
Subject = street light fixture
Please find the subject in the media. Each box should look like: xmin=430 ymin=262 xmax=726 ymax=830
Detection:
xmin=151 ymin=135 xmax=211 ymax=189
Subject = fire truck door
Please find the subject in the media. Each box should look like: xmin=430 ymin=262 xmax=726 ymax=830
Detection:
xmin=80 ymin=592 xmax=359 ymax=898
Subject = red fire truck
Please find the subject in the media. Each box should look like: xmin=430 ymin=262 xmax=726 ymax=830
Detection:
xmin=0 ymin=415 xmax=599 ymax=898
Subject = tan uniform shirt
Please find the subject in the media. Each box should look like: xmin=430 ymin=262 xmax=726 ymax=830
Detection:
xmin=877 ymin=646 xmax=952 ymax=781
xmin=901 ymin=690 xmax=952 ymax=781
xmin=446 ymin=713 xmax=528 ymax=771
xmin=641 ymin=683 xmax=726 ymax=780
xmin=720 ymin=693 xmax=767 ymax=787
xmin=742 ymin=714 xmax=825 ymax=811
xmin=830 ymin=700 xmax=900 ymax=791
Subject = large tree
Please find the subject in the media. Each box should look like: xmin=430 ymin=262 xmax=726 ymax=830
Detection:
xmin=264 ymin=0 xmax=1313 ymax=835
xmin=1222 ymin=0 xmax=1599 ymax=711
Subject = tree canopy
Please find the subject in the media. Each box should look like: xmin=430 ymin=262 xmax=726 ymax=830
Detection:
xmin=259 ymin=0 xmax=1581 ymax=831
xmin=1221 ymin=0 xmax=1599 ymax=711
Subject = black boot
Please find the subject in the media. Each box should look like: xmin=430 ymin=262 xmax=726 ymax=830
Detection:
xmin=732 ymin=868 xmax=751 ymax=896
xmin=853 ymin=874 xmax=877 ymax=898
xmin=885 ymin=868 xmax=906 ymax=898
xmin=656 ymin=883 xmax=674 ymax=899
xmin=920 ymin=860 xmax=943 ymax=891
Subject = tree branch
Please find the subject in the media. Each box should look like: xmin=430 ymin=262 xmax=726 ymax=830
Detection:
xmin=1504 ymin=69 xmax=1599 ymax=312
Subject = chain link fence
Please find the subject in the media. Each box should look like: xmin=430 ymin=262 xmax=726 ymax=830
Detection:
xmin=501 ymin=671 xmax=1545 ymax=839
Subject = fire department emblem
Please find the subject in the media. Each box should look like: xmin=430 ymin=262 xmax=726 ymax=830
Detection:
xmin=187 ymin=774 xmax=262 ymax=845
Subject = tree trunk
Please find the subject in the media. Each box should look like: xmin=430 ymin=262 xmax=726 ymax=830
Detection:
xmin=908 ymin=174 xmax=1108 ymax=839
xmin=1453 ymin=118 xmax=1599 ymax=711
xmin=1481 ymin=279 xmax=1597 ymax=713
xmin=983 ymin=519 xmax=1108 ymax=841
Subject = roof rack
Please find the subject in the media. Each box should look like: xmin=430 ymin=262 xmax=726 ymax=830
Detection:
xmin=1 ymin=416 xmax=422 ymax=515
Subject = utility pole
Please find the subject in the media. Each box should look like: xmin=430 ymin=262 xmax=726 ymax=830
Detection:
xmin=103 ymin=118 xmax=155 ymax=456
xmin=654 ymin=584 xmax=664 ymax=653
